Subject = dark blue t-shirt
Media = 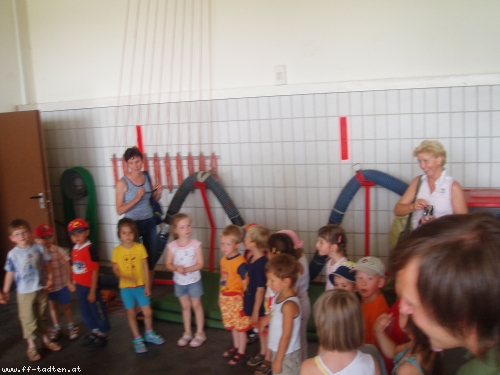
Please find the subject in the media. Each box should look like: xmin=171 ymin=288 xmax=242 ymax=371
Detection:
xmin=243 ymin=255 xmax=268 ymax=317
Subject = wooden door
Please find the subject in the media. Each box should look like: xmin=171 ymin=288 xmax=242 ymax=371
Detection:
xmin=0 ymin=110 xmax=54 ymax=279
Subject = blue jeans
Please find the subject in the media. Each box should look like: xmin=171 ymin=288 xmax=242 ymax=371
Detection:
xmin=76 ymin=284 xmax=111 ymax=334
xmin=135 ymin=217 xmax=161 ymax=270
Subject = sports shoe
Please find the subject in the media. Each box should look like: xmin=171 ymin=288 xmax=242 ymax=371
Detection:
xmin=177 ymin=332 xmax=192 ymax=347
xmin=189 ymin=333 xmax=206 ymax=348
xmin=87 ymin=335 xmax=107 ymax=350
xmin=144 ymin=330 xmax=165 ymax=345
xmin=133 ymin=337 xmax=147 ymax=353
xmin=80 ymin=333 xmax=97 ymax=346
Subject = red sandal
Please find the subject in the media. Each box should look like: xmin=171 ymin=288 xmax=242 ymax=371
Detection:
xmin=228 ymin=352 xmax=248 ymax=366
xmin=222 ymin=346 xmax=238 ymax=358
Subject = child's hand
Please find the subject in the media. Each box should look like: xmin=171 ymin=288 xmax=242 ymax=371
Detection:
xmin=272 ymin=359 xmax=282 ymax=374
xmin=144 ymin=286 xmax=151 ymax=297
xmin=176 ymin=266 xmax=186 ymax=275
xmin=251 ymin=311 xmax=259 ymax=324
xmin=67 ymin=281 xmax=76 ymax=292
xmin=87 ymin=290 xmax=96 ymax=303
xmin=0 ymin=291 xmax=8 ymax=304
xmin=374 ymin=312 xmax=393 ymax=333
xmin=44 ymin=278 xmax=53 ymax=290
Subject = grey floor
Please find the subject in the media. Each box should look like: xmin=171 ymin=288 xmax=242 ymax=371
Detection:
xmin=0 ymin=269 xmax=468 ymax=375
xmin=0 ymin=269 xmax=319 ymax=375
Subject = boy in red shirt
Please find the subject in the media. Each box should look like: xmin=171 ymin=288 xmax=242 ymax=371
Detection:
xmin=353 ymin=256 xmax=389 ymax=345
xmin=68 ymin=218 xmax=111 ymax=349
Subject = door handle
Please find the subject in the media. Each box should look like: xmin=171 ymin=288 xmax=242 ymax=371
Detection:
xmin=29 ymin=193 xmax=46 ymax=209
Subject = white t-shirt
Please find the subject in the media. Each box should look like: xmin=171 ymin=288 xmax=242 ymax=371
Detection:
xmin=167 ymin=239 xmax=202 ymax=286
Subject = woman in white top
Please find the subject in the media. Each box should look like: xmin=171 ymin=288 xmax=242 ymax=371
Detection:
xmin=394 ymin=140 xmax=467 ymax=229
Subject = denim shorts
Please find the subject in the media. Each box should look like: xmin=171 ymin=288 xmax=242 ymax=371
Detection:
xmin=49 ymin=286 xmax=72 ymax=304
xmin=120 ymin=286 xmax=150 ymax=310
xmin=174 ymin=279 xmax=204 ymax=298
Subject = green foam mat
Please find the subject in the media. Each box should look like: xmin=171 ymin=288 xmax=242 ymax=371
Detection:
xmin=152 ymin=270 xmax=323 ymax=340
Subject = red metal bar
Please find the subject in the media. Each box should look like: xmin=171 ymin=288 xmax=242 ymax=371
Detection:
xmin=136 ymin=125 xmax=144 ymax=154
xmin=187 ymin=152 xmax=195 ymax=175
xmin=356 ymin=171 xmax=375 ymax=256
xmin=143 ymin=152 xmax=148 ymax=171
xmin=193 ymin=181 xmax=216 ymax=272
xmin=210 ymin=152 xmax=218 ymax=179
xmin=339 ymin=117 xmax=349 ymax=160
xmin=176 ymin=152 xmax=184 ymax=185
xmin=164 ymin=153 xmax=173 ymax=192
xmin=112 ymin=154 xmax=119 ymax=186
xmin=153 ymin=153 xmax=161 ymax=185
xmin=152 ymin=279 xmax=174 ymax=285
xmin=121 ymin=156 xmax=127 ymax=175
xmin=198 ymin=152 xmax=206 ymax=172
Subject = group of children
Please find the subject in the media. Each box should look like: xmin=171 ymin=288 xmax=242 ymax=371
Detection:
xmin=2 ymin=215 xmax=439 ymax=374
xmin=0 ymin=217 xmax=164 ymax=361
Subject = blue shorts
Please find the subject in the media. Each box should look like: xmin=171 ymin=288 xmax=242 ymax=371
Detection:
xmin=49 ymin=286 xmax=72 ymax=304
xmin=120 ymin=286 xmax=150 ymax=310
xmin=174 ymin=279 xmax=204 ymax=298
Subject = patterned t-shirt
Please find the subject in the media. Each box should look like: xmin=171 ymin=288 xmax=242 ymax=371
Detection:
xmin=4 ymin=244 xmax=51 ymax=294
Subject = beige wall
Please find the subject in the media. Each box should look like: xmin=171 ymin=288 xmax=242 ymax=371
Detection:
xmin=2 ymin=0 xmax=499 ymax=109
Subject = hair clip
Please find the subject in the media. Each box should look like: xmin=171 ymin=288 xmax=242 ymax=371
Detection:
xmin=270 ymin=247 xmax=281 ymax=255
xmin=338 ymin=235 xmax=342 ymax=243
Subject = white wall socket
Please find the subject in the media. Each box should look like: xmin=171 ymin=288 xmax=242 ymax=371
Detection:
xmin=275 ymin=65 xmax=287 ymax=86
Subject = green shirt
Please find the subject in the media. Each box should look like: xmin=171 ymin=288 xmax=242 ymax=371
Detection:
xmin=457 ymin=348 xmax=500 ymax=375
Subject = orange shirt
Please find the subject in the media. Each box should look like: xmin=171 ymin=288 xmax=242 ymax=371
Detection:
xmin=220 ymin=253 xmax=247 ymax=296
xmin=361 ymin=292 xmax=389 ymax=344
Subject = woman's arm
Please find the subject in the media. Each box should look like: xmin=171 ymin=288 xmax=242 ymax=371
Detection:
xmin=451 ymin=181 xmax=468 ymax=214
xmin=394 ymin=176 xmax=427 ymax=216
xmin=115 ymin=178 xmax=144 ymax=215
xmin=150 ymin=175 xmax=163 ymax=202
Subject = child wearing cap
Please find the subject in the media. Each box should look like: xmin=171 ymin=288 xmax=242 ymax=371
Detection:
xmin=68 ymin=218 xmax=111 ymax=349
xmin=330 ymin=260 xmax=357 ymax=292
xmin=353 ymin=256 xmax=389 ymax=345
xmin=34 ymin=224 xmax=79 ymax=341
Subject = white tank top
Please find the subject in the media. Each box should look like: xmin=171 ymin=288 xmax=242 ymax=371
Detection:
xmin=268 ymin=294 xmax=301 ymax=354
xmin=314 ymin=350 xmax=375 ymax=375
xmin=412 ymin=170 xmax=455 ymax=229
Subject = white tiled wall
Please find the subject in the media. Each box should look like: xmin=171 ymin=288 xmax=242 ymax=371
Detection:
xmin=41 ymin=84 xmax=500 ymax=277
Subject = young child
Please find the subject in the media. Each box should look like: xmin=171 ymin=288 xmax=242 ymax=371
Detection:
xmin=165 ymin=213 xmax=206 ymax=347
xmin=266 ymin=253 xmax=302 ymax=375
xmin=330 ymin=260 xmax=357 ymax=292
xmin=353 ymin=256 xmax=389 ymax=345
xmin=316 ymin=225 xmax=348 ymax=291
xmin=244 ymin=225 xmax=270 ymax=367
xmin=277 ymin=229 xmax=311 ymax=361
xmin=219 ymin=224 xmax=250 ymax=366
xmin=112 ymin=218 xmax=164 ymax=353
xmin=34 ymin=224 xmax=79 ymax=341
xmin=375 ymin=312 xmax=442 ymax=375
xmin=2 ymin=219 xmax=60 ymax=361
xmin=68 ymin=218 xmax=111 ymax=348
xmin=300 ymin=290 xmax=381 ymax=375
